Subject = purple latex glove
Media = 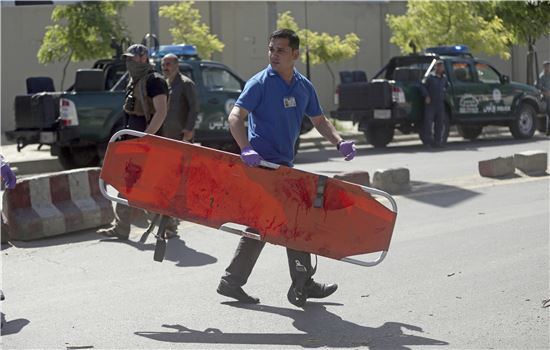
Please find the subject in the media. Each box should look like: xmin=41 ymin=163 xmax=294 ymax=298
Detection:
xmin=338 ymin=140 xmax=356 ymax=161
xmin=1 ymin=165 xmax=16 ymax=189
xmin=240 ymin=146 xmax=263 ymax=167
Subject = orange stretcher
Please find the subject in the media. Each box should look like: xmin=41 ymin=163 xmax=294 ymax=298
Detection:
xmin=99 ymin=130 xmax=397 ymax=267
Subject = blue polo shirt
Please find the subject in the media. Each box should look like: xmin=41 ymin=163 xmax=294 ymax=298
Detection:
xmin=235 ymin=65 xmax=323 ymax=166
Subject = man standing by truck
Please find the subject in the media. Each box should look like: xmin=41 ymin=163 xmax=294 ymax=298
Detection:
xmin=159 ymin=53 xmax=200 ymax=237
xmin=98 ymin=44 xmax=169 ymax=239
xmin=161 ymin=53 xmax=199 ymax=142
xmin=537 ymin=61 xmax=550 ymax=119
xmin=421 ymin=60 xmax=448 ymax=148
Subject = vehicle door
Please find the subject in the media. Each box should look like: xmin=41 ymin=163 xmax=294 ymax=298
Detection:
xmin=196 ymin=63 xmax=244 ymax=133
xmin=474 ymin=61 xmax=513 ymax=117
xmin=448 ymin=60 xmax=483 ymax=119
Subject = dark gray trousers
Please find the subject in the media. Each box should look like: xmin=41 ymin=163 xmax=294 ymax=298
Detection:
xmin=423 ymin=103 xmax=446 ymax=146
xmin=221 ymin=236 xmax=313 ymax=287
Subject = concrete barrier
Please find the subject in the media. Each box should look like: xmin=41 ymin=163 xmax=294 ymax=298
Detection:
xmin=2 ymin=168 xmax=114 ymax=241
xmin=478 ymin=156 xmax=515 ymax=178
xmin=514 ymin=151 xmax=548 ymax=175
xmin=372 ymin=168 xmax=410 ymax=194
xmin=333 ymin=171 xmax=370 ymax=186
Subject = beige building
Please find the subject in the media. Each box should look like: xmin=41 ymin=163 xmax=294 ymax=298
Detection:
xmin=1 ymin=1 xmax=549 ymax=143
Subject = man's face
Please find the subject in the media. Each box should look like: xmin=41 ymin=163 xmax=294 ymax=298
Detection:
xmin=435 ymin=63 xmax=445 ymax=75
xmin=161 ymin=58 xmax=178 ymax=78
xmin=544 ymin=64 xmax=550 ymax=74
xmin=268 ymin=37 xmax=299 ymax=73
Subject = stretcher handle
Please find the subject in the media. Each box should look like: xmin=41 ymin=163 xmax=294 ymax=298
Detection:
xmin=98 ymin=179 xmax=129 ymax=206
xmin=99 ymin=129 xmax=145 ymax=206
xmin=219 ymin=223 xmax=262 ymax=240
xmin=360 ymin=185 xmax=398 ymax=213
xmin=109 ymin=129 xmax=147 ymax=143
xmin=259 ymin=160 xmax=280 ymax=170
xmin=340 ymin=251 xmax=388 ymax=267
xmin=339 ymin=186 xmax=397 ymax=267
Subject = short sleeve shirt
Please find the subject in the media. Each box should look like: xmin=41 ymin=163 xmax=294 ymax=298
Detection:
xmin=146 ymin=74 xmax=169 ymax=98
xmin=235 ymin=65 xmax=323 ymax=166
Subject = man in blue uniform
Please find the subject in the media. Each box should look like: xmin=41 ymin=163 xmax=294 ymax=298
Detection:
xmin=421 ymin=60 xmax=449 ymax=147
xmin=216 ymin=29 xmax=356 ymax=307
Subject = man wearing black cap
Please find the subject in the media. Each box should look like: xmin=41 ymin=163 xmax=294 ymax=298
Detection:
xmin=98 ymin=44 xmax=169 ymax=239
xmin=537 ymin=60 xmax=550 ymax=121
xmin=421 ymin=60 xmax=449 ymax=148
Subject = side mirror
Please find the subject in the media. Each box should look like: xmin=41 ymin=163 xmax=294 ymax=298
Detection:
xmin=501 ymin=75 xmax=510 ymax=84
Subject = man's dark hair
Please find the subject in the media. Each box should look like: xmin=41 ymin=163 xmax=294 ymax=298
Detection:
xmin=269 ymin=29 xmax=300 ymax=50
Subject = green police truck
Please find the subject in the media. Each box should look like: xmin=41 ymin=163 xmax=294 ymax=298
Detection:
xmin=331 ymin=45 xmax=547 ymax=147
xmin=6 ymin=43 xmax=313 ymax=169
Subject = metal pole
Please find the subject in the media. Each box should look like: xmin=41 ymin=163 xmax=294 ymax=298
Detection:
xmin=149 ymin=1 xmax=159 ymax=43
xmin=304 ymin=1 xmax=311 ymax=80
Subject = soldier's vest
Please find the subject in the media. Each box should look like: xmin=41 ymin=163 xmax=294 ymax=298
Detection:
xmin=123 ymin=72 xmax=164 ymax=122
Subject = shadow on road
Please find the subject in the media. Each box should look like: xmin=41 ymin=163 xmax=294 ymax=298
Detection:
xmin=100 ymin=235 xmax=217 ymax=267
xmin=401 ymin=181 xmax=482 ymax=207
xmin=1 ymin=313 xmax=30 ymax=336
xmin=134 ymin=302 xmax=448 ymax=349
xmin=5 ymin=231 xmax=104 ymax=250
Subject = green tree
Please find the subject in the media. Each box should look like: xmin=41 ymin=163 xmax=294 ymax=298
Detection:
xmin=489 ymin=0 xmax=550 ymax=84
xmin=38 ymin=1 xmax=131 ymax=89
xmin=159 ymin=2 xmax=224 ymax=59
xmin=386 ymin=1 xmax=513 ymax=60
xmin=277 ymin=11 xmax=360 ymax=89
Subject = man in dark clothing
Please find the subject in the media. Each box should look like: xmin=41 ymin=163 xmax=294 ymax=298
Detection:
xmin=98 ymin=44 xmax=169 ymax=240
xmin=421 ymin=60 xmax=448 ymax=147
xmin=159 ymin=53 xmax=200 ymax=237
xmin=537 ymin=61 xmax=550 ymax=117
xmin=161 ymin=53 xmax=199 ymax=142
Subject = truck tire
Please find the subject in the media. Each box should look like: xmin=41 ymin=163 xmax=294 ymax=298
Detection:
xmin=58 ymin=146 xmax=100 ymax=170
xmin=457 ymin=125 xmax=483 ymax=140
xmin=364 ymin=124 xmax=394 ymax=148
xmin=510 ymin=104 xmax=536 ymax=139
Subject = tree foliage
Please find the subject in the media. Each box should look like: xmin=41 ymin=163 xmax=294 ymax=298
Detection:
xmin=277 ymin=11 xmax=360 ymax=87
xmin=386 ymin=1 xmax=513 ymax=59
xmin=489 ymin=0 xmax=550 ymax=46
xmin=488 ymin=0 xmax=550 ymax=83
xmin=159 ymin=1 xmax=224 ymax=59
xmin=277 ymin=11 xmax=360 ymax=66
xmin=37 ymin=1 xmax=131 ymax=88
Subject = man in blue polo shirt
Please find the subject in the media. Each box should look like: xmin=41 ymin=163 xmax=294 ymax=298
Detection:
xmin=216 ymin=29 xmax=356 ymax=307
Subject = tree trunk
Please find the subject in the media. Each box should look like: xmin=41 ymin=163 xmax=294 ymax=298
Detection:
xmin=61 ymin=50 xmax=73 ymax=91
xmin=324 ymin=61 xmax=336 ymax=105
xmin=526 ymin=36 xmax=534 ymax=86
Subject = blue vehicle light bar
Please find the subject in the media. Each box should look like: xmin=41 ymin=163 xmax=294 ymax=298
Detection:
xmin=425 ymin=45 xmax=470 ymax=56
xmin=150 ymin=44 xmax=199 ymax=59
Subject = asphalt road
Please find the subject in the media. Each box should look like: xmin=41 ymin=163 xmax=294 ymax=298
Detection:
xmin=1 ymin=133 xmax=549 ymax=349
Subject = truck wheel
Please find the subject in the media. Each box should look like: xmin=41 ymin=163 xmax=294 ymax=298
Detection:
xmin=58 ymin=146 xmax=100 ymax=170
xmin=510 ymin=104 xmax=536 ymax=139
xmin=364 ymin=124 xmax=394 ymax=148
xmin=457 ymin=125 xmax=483 ymax=140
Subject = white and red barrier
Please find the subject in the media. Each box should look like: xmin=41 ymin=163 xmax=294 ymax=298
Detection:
xmin=2 ymin=168 xmax=114 ymax=241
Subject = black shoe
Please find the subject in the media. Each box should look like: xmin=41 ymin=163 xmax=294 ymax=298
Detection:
xmin=217 ymin=281 xmax=260 ymax=304
xmin=287 ymin=260 xmax=310 ymax=307
xmin=305 ymin=281 xmax=338 ymax=299
xmin=97 ymin=226 xmax=129 ymax=240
